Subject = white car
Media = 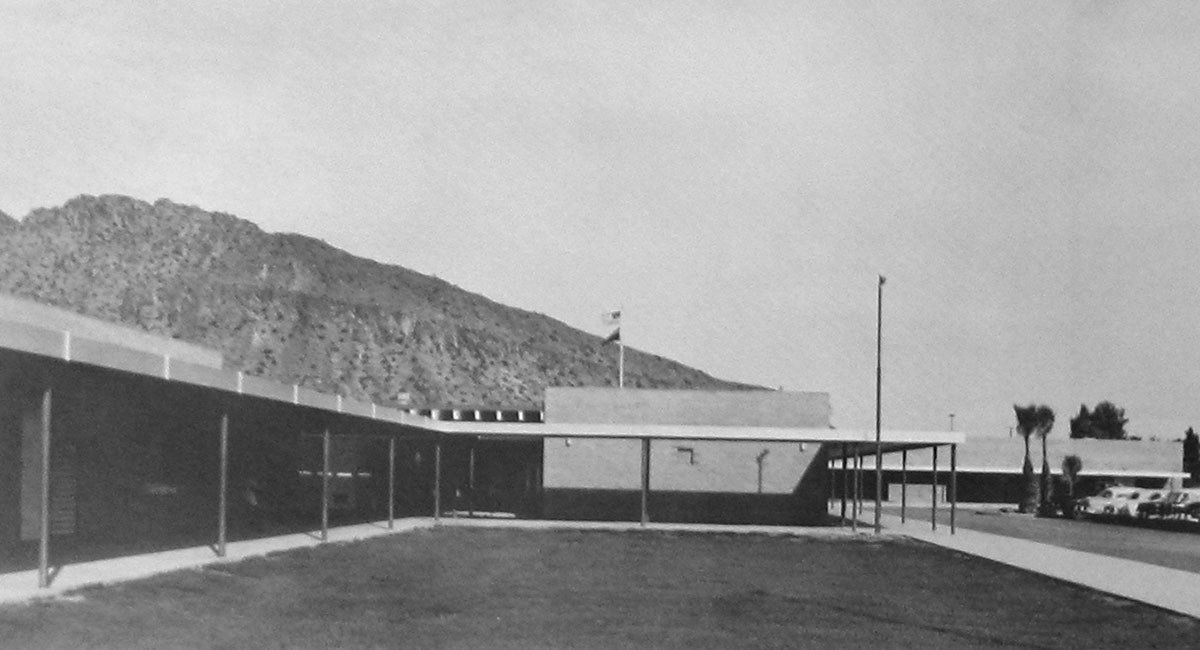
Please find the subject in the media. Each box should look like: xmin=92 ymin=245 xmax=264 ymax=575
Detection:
xmin=1079 ymin=487 xmax=1145 ymax=519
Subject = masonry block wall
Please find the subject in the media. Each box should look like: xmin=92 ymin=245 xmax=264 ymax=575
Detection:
xmin=542 ymin=388 xmax=833 ymax=525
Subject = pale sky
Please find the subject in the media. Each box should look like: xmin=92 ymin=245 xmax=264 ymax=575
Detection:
xmin=3 ymin=1 xmax=1200 ymax=439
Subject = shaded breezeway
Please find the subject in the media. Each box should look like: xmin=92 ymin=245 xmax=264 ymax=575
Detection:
xmin=0 ymin=296 xmax=961 ymax=592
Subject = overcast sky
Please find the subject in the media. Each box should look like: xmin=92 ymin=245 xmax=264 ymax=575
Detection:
xmin=3 ymin=1 xmax=1200 ymax=439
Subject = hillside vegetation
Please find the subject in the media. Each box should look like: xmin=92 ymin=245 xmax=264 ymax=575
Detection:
xmin=0 ymin=195 xmax=754 ymax=408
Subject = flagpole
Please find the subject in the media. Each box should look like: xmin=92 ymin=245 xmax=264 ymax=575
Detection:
xmin=618 ymin=340 xmax=625 ymax=388
xmin=602 ymin=307 xmax=625 ymax=388
xmin=874 ymin=274 xmax=885 ymax=535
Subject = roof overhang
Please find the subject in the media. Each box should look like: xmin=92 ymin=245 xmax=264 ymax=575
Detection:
xmin=825 ymin=436 xmax=966 ymax=459
xmin=432 ymin=420 xmax=964 ymax=447
xmin=0 ymin=301 xmax=965 ymax=449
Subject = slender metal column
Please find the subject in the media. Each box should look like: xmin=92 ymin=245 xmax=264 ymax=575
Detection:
xmin=858 ymin=452 xmax=866 ymax=517
xmin=840 ymin=445 xmax=848 ymax=525
xmin=468 ymin=442 xmax=476 ymax=517
xmin=827 ymin=453 xmax=835 ymax=518
xmin=640 ymin=438 xmax=651 ymax=526
xmin=38 ymin=385 xmax=52 ymax=589
xmin=387 ymin=436 xmax=396 ymax=529
xmin=901 ymin=449 xmax=908 ymax=523
xmin=851 ymin=448 xmax=859 ymax=532
xmin=857 ymin=452 xmax=865 ymax=518
xmin=321 ymin=428 xmax=331 ymax=542
xmin=217 ymin=411 xmax=229 ymax=557
xmin=950 ymin=444 xmax=958 ymax=535
xmin=433 ymin=437 xmax=442 ymax=523
xmin=931 ymin=445 xmax=939 ymax=531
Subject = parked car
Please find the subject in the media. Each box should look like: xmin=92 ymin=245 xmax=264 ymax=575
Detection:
xmin=1161 ymin=488 xmax=1200 ymax=519
xmin=1183 ymin=499 xmax=1200 ymax=520
xmin=1079 ymin=487 xmax=1144 ymax=519
xmin=1135 ymin=490 xmax=1170 ymax=518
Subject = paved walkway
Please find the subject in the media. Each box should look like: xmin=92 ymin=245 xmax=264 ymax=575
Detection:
xmin=866 ymin=508 xmax=1200 ymax=619
xmin=885 ymin=503 xmax=1200 ymax=574
xmin=436 ymin=517 xmax=865 ymax=538
xmin=0 ymin=518 xmax=867 ymax=606
xmin=0 ymin=519 xmax=432 ymax=606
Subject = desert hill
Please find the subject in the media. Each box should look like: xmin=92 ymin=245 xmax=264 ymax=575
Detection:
xmin=0 ymin=195 xmax=756 ymax=408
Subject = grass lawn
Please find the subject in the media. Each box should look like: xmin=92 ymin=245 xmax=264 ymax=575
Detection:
xmin=1 ymin=528 xmax=1197 ymax=649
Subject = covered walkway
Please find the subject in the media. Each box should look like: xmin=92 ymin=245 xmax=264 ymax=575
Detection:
xmin=828 ymin=440 xmax=966 ymax=534
xmin=0 ymin=296 xmax=960 ymax=590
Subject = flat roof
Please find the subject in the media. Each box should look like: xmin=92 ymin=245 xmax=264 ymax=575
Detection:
xmin=433 ymin=420 xmax=964 ymax=446
xmin=0 ymin=293 xmax=223 ymax=368
xmin=0 ymin=300 xmax=962 ymax=448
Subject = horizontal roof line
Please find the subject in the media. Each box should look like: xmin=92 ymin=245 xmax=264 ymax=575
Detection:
xmin=0 ymin=314 xmax=962 ymax=446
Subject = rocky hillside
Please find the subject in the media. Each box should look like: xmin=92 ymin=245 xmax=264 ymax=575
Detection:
xmin=0 ymin=195 xmax=755 ymax=408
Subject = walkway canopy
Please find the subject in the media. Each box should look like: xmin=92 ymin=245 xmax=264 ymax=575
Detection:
xmin=0 ymin=295 xmax=963 ymax=590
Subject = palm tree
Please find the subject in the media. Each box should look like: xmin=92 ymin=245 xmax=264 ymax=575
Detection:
xmin=1036 ymin=405 xmax=1056 ymax=513
xmin=1061 ymin=454 xmax=1083 ymax=517
xmin=1014 ymin=404 xmax=1039 ymax=513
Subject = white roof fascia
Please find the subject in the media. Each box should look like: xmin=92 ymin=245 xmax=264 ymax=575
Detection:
xmin=429 ymin=420 xmax=964 ymax=445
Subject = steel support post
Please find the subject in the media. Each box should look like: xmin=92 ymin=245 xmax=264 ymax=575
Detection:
xmin=901 ymin=449 xmax=908 ymax=524
xmin=931 ymin=445 xmax=938 ymax=532
xmin=468 ymin=442 xmax=476 ymax=517
xmin=840 ymin=445 xmax=848 ymax=525
xmin=321 ymin=428 xmax=331 ymax=542
xmin=38 ymin=385 xmax=52 ymax=589
xmin=857 ymin=452 xmax=865 ymax=519
xmin=434 ymin=437 xmax=442 ymax=523
xmin=640 ymin=438 xmax=651 ymax=526
xmin=828 ymin=453 xmax=835 ymax=518
xmin=950 ymin=444 xmax=957 ymax=535
xmin=851 ymin=448 xmax=859 ymax=532
xmin=387 ymin=436 xmax=396 ymax=529
xmin=217 ymin=411 xmax=229 ymax=557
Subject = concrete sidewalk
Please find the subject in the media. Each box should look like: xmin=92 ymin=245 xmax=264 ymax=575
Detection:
xmin=0 ymin=517 xmax=868 ymax=606
xmin=873 ymin=509 xmax=1200 ymax=619
xmin=0 ymin=519 xmax=433 ymax=606
xmin=436 ymin=517 xmax=868 ymax=538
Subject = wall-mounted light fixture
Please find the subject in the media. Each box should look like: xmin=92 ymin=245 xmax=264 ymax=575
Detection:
xmin=675 ymin=446 xmax=696 ymax=465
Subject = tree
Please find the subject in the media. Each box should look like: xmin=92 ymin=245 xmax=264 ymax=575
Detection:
xmin=1184 ymin=427 xmax=1199 ymax=480
xmin=1069 ymin=401 xmax=1128 ymax=440
xmin=1035 ymin=405 xmax=1056 ymax=512
xmin=1065 ymin=453 xmax=1084 ymax=508
xmin=1089 ymin=402 xmax=1128 ymax=440
xmin=1014 ymin=404 xmax=1054 ymax=513
xmin=1069 ymin=404 xmax=1091 ymax=439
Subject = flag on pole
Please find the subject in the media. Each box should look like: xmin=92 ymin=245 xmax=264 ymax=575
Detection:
xmin=602 ymin=328 xmax=621 ymax=345
xmin=601 ymin=310 xmax=622 ymax=326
